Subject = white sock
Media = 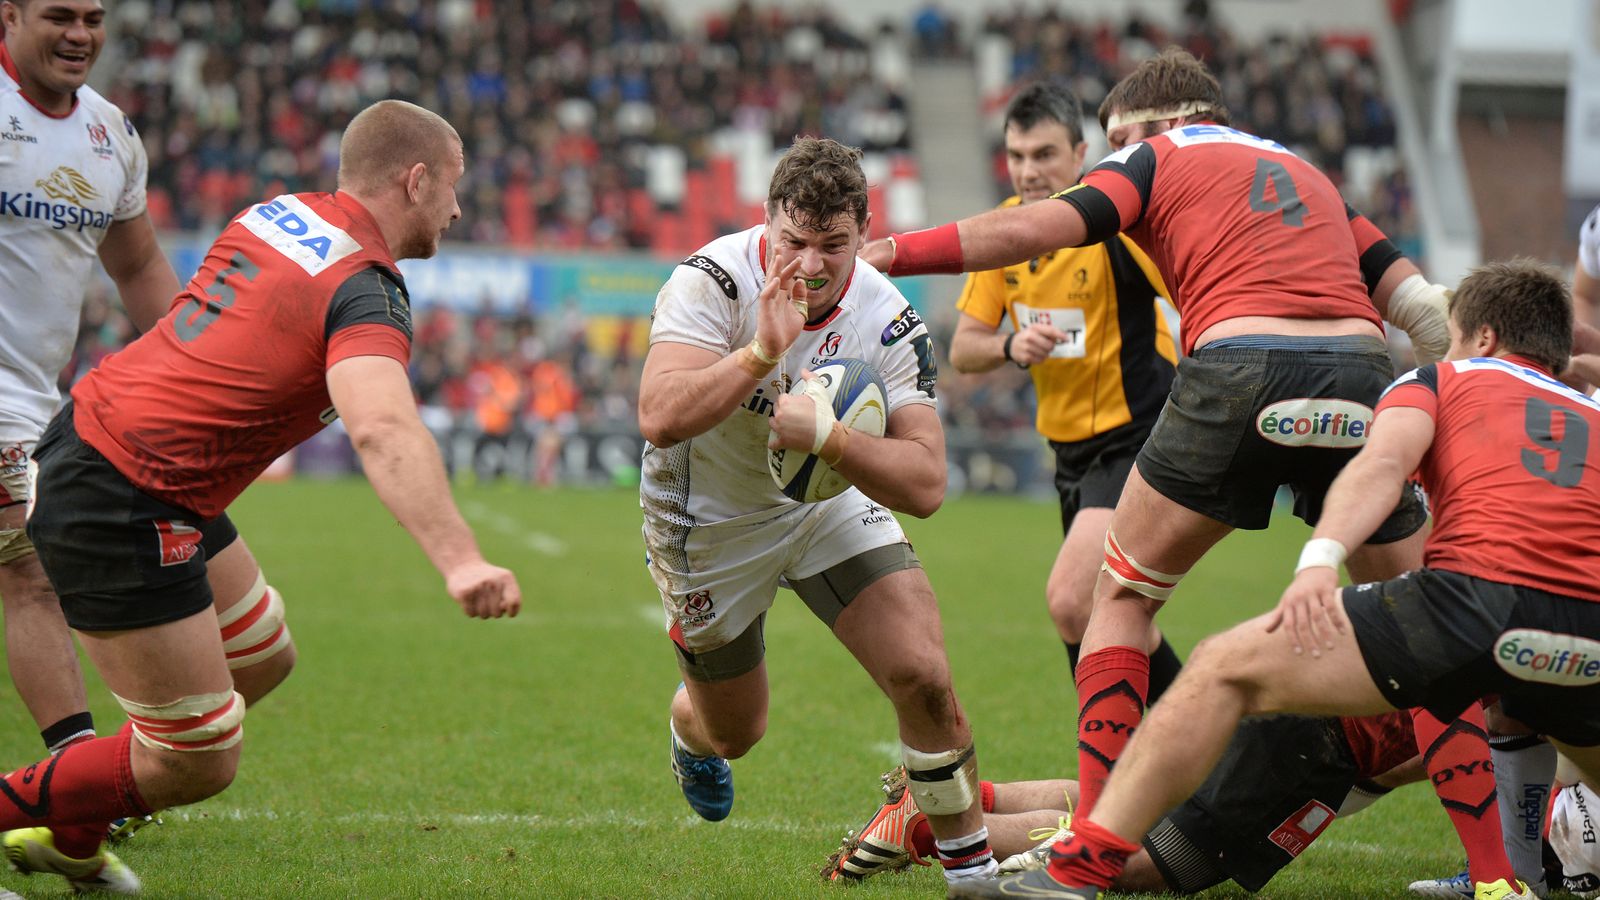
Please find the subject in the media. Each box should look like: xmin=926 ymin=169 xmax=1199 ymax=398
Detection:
xmin=1492 ymin=733 xmax=1557 ymax=891
xmin=937 ymin=825 xmax=998 ymax=881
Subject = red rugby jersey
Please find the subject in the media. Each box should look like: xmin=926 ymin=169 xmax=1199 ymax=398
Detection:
xmin=73 ymin=191 xmax=413 ymax=518
xmin=1378 ymin=356 xmax=1600 ymax=602
xmin=1058 ymin=124 xmax=1385 ymax=354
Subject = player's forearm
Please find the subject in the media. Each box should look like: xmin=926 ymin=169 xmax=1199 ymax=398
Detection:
xmin=1367 ymin=257 xmax=1421 ymax=319
xmin=638 ymin=353 xmax=765 ymax=448
xmin=830 ymin=430 xmax=946 ymax=518
xmin=948 ymin=330 xmax=1007 ymax=373
xmin=890 ymin=202 xmax=1086 ymax=276
xmin=1567 ymin=353 xmax=1600 ymax=390
xmin=1312 ymin=451 xmax=1410 ymax=552
xmin=349 ymin=414 xmax=483 ymax=575
xmin=113 ymin=256 xmax=182 ymax=334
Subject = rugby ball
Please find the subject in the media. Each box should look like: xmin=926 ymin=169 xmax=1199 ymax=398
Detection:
xmin=769 ymin=359 xmax=888 ymax=502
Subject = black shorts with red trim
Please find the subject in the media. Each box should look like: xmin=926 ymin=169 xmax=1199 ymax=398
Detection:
xmin=1049 ymin=417 xmax=1152 ymax=534
xmin=1147 ymin=714 xmax=1358 ymax=892
xmin=27 ymin=404 xmax=215 ymax=631
xmin=1345 ymin=568 xmax=1600 ymax=747
xmin=1135 ymin=335 xmax=1426 ymax=540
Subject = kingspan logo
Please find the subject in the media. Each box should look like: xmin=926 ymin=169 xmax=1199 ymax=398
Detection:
xmin=0 ymin=166 xmax=112 ymax=232
xmin=1256 ymin=398 xmax=1372 ymax=448
xmin=1496 ymin=629 xmax=1600 ymax=686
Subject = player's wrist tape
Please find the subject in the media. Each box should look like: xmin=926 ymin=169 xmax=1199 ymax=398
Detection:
xmin=818 ymin=421 xmax=849 ymax=467
xmin=1294 ymin=538 xmax=1348 ymax=574
xmin=1387 ymin=274 xmax=1451 ymax=365
xmin=735 ymin=339 xmax=780 ymax=378
xmin=886 ymin=222 xmax=964 ymax=276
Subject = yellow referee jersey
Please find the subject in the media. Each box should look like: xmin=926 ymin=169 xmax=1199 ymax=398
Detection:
xmin=956 ymin=197 xmax=1178 ymax=443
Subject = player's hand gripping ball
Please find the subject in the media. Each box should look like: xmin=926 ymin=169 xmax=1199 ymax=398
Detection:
xmin=768 ymin=358 xmax=887 ymax=502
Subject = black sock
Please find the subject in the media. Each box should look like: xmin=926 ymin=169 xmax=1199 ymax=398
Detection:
xmin=42 ymin=711 xmax=95 ymax=753
xmin=1146 ymin=638 xmax=1183 ymax=704
xmin=1065 ymin=641 xmax=1081 ymax=673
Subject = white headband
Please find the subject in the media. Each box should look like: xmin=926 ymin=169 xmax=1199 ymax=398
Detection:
xmin=1104 ymin=101 xmax=1212 ymax=132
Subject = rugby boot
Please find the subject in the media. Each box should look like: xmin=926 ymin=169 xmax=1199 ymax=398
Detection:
xmin=1408 ymin=867 xmax=1473 ymax=898
xmin=946 ymin=868 xmax=1099 ymax=899
xmin=105 ymin=814 xmax=161 ymax=844
xmin=670 ymin=724 xmax=733 ymax=821
xmin=996 ymin=820 xmax=1074 ymax=875
xmin=821 ymin=765 xmax=931 ymax=882
xmin=1474 ymin=878 xmax=1537 ymax=900
xmin=2 ymin=826 xmax=141 ymax=893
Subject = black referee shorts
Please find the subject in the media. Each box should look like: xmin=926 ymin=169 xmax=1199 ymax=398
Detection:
xmin=1049 ymin=418 xmax=1151 ymax=534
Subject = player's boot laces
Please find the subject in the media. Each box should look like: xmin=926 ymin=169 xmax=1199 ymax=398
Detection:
xmin=996 ymin=817 xmax=1074 ymax=874
xmin=2 ymin=826 xmax=141 ymax=894
xmin=670 ymin=727 xmax=733 ymax=822
xmin=822 ymin=765 xmax=931 ymax=882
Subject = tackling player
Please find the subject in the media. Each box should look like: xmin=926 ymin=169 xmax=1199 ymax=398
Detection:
xmin=949 ymin=82 xmax=1182 ymax=698
xmin=0 ymin=100 xmax=522 ymax=883
xmin=1569 ymin=205 xmax=1599 ymax=389
xmin=956 ymin=258 xmax=1598 ymax=900
xmin=825 ymin=710 xmax=1421 ymax=892
xmin=638 ymin=137 xmax=998 ymax=887
xmin=0 ymin=0 xmax=294 ymax=889
xmin=862 ymin=46 xmax=1452 ymax=826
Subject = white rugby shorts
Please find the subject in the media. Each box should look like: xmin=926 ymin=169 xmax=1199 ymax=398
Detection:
xmin=643 ymin=488 xmax=907 ymax=653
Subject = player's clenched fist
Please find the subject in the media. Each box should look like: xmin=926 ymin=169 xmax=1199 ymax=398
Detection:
xmin=446 ymin=559 xmax=522 ymax=619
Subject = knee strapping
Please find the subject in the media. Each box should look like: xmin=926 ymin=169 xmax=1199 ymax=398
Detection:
xmin=1102 ymin=531 xmax=1186 ymax=602
xmin=218 ymin=572 xmax=291 ymax=670
xmin=115 ymin=689 xmax=245 ymax=752
xmin=0 ymin=526 xmax=33 ymax=566
xmin=901 ymin=742 xmax=979 ymax=815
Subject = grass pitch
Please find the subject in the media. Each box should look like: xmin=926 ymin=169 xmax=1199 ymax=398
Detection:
xmin=0 ymin=481 xmax=1462 ymax=897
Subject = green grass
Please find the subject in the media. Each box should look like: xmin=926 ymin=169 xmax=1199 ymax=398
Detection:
xmin=0 ymin=482 xmax=1462 ymax=897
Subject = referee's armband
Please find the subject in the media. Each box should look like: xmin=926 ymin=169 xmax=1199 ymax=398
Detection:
xmin=1053 ymin=184 xmax=1124 ymax=246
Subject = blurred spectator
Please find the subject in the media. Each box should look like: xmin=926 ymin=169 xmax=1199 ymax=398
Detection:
xmin=106 ymin=0 xmax=915 ymax=253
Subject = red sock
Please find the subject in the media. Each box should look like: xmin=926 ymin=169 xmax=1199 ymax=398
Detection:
xmin=1074 ymin=646 xmax=1149 ymax=818
xmin=1045 ymin=818 xmax=1140 ymax=888
xmin=1412 ymin=707 xmax=1516 ymax=887
xmin=0 ymin=724 xmax=148 ymax=833
xmin=909 ymin=817 xmax=936 ymax=863
xmin=43 ymin=733 xmax=107 ymax=859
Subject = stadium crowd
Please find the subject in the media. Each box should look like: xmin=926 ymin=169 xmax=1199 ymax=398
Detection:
xmin=68 ymin=1 xmax=1422 ymax=482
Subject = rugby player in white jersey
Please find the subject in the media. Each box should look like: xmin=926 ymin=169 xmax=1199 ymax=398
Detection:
xmin=0 ymin=1 xmax=295 ymax=891
xmin=637 ymin=137 xmax=998 ymax=887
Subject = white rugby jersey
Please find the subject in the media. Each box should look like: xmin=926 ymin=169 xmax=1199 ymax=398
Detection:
xmin=1581 ymin=205 xmax=1600 ymax=280
xmin=642 ymin=225 xmax=938 ymax=526
xmin=0 ymin=51 xmax=147 ymax=443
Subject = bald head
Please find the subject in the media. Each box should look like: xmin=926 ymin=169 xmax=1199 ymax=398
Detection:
xmin=338 ymin=100 xmax=462 ymax=195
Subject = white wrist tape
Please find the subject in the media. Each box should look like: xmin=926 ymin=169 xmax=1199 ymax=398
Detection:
xmin=1295 ymin=538 xmax=1349 ymax=574
xmin=1387 ymin=274 xmax=1452 ymax=366
xmin=801 ymin=378 xmax=838 ymax=454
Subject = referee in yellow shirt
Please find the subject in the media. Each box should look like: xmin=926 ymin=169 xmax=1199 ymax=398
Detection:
xmin=950 ymin=83 xmax=1183 ymax=700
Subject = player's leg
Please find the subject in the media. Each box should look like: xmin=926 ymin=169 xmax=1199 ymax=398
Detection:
xmin=1074 ymin=465 xmax=1233 ymax=818
xmin=204 ymin=520 xmax=296 ymax=705
xmin=0 ymin=505 xmax=91 ymax=749
xmin=830 ymin=564 xmax=995 ymax=881
xmin=670 ymin=633 xmax=769 ymax=761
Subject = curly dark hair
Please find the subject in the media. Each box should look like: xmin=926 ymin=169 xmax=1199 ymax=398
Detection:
xmin=767 ymin=137 xmax=870 ymax=230
xmin=1450 ymin=258 xmax=1573 ymax=374
xmin=1098 ymin=46 xmax=1230 ymax=131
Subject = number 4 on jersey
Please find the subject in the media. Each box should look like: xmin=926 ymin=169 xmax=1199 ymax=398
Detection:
xmin=1249 ymin=159 xmax=1305 ymax=228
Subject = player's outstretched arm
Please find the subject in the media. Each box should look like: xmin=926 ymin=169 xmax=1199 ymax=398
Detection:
xmin=1267 ymin=405 xmax=1434 ymax=655
xmin=861 ymin=200 xmax=1089 ymax=277
xmin=98 ymin=212 xmax=182 ymax=333
xmin=639 ymin=256 xmax=808 ymax=448
xmin=769 ymin=394 xmax=946 ymax=517
xmin=327 ymin=354 xmax=521 ymax=619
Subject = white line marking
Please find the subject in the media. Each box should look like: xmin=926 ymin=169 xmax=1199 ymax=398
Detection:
xmin=461 ymin=501 xmax=568 ymax=557
xmin=168 ymin=807 xmax=816 ymax=834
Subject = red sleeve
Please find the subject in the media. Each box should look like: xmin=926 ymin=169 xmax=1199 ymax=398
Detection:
xmin=1375 ymin=364 xmax=1440 ymax=417
xmin=326 ymin=322 xmax=411 ymax=369
xmin=1346 ymin=202 xmax=1403 ymax=295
